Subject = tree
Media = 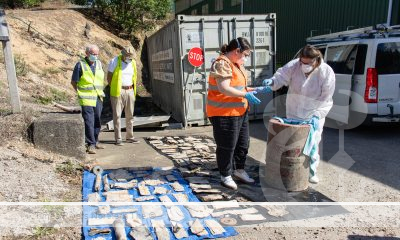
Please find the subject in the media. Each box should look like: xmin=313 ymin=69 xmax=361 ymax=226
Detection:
xmin=71 ymin=0 xmax=172 ymax=34
xmin=0 ymin=0 xmax=44 ymax=8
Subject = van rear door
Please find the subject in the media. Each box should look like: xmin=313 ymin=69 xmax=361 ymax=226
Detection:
xmin=325 ymin=41 xmax=360 ymax=124
xmin=375 ymin=41 xmax=400 ymax=117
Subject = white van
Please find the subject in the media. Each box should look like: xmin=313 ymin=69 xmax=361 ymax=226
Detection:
xmin=307 ymin=26 xmax=400 ymax=127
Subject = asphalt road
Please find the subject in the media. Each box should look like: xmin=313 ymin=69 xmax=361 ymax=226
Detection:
xmin=248 ymin=119 xmax=400 ymax=202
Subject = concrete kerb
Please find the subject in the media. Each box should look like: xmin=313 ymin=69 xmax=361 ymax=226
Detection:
xmin=33 ymin=113 xmax=86 ymax=160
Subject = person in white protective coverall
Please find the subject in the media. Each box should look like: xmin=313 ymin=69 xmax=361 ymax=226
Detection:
xmin=255 ymin=45 xmax=335 ymax=183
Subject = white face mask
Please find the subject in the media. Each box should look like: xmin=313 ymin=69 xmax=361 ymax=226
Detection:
xmin=88 ymin=54 xmax=98 ymax=62
xmin=239 ymin=56 xmax=249 ymax=65
xmin=301 ymin=64 xmax=314 ymax=73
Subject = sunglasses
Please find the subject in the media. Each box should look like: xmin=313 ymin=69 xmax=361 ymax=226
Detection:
xmin=300 ymin=58 xmax=316 ymax=66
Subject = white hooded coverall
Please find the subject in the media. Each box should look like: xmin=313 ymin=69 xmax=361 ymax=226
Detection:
xmin=270 ymin=58 xmax=336 ymax=175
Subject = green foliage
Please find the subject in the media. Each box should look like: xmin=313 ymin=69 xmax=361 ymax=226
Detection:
xmin=41 ymin=67 xmax=61 ymax=77
xmin=56 ymin=160 xmax=83 ymax=176
xmin=33 ymin=227 xmax=56 ymax=238
xmin=14 ymin=54 xmax=30 ymax=77
xmin=72 ymin=0 xmax=172 ymax=34
xmin=43 ymin=204 xmax=64 ymax=218
xmin=1 ymin=0 xmax=45 ymax=8
xmin=35 ymin=88 xmax=69 ymax=105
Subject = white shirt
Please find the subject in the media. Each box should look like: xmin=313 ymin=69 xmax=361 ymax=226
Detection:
xmin=271 ymin=58 xmax=336 ymax=120
xmin=108 ymin=57 xmax=135 ymax=87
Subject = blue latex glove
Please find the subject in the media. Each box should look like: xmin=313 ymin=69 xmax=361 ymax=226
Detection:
xmin=262 ymin=79 xmax=273 ymax=86
xmin=245 ymin=91 xmax=261 ymax=105
xmin=255 ymin=86 xmax=272 ymax=94
xmin=309 ymin=115 xmax=319 ymax=130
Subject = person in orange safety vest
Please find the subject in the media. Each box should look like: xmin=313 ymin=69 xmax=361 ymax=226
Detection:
xmin=206 ymin=37 xmax=269 ymax=190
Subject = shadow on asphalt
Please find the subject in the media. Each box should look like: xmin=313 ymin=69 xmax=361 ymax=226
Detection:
xmin=322 ymin=125 xmax=400 ymax=191
xmin=348 ymin=236 xmax=400 ymax=240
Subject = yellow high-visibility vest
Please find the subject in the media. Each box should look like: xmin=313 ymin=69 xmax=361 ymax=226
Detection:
xmin=110 ymin=55 xmax=137 ymax=97
xmin=77 ymin=60 xmax=105 ymax=106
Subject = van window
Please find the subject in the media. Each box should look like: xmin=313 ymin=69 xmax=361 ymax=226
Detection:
xmin=326 ymin=45 xmax=357 ymax=74
xmin=318 ymin=47 xmax=326 ymax=57
xmin=375 ymin=42 xmax=400 ymax=74
xmin=354 ymin=44 xmax=367 ymax=74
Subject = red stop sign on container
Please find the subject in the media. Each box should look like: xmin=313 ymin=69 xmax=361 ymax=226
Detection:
xmin=188 ymin=47 xmax=204 ymax=67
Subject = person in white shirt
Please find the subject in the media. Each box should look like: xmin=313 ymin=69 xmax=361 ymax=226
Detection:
xmin=107 ymin=46 xmax=139 ymax=145
xmin=258 ymin=45 xmax=336 ymax=183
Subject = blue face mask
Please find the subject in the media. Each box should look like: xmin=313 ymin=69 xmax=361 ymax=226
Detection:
xmin=88 ymin=54 xmax=98 ymax=62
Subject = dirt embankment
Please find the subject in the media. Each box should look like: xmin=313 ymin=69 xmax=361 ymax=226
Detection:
xmin=6 ymin=8 xmax=133 ymax=102
xmin=0 ymin=8 xmax=145 ymax=142
xmin=0 ymin=7 xmax=144 ymax=238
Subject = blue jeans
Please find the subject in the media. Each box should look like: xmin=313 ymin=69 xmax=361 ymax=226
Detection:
xmin=209 ymin=112 xmax=249 ymax=177
xmin=81 ymin=97 xmax=103 ymax=147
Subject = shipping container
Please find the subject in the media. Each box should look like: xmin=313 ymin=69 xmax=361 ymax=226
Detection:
xmin=146 ymin=14 xmax=276 ymax=127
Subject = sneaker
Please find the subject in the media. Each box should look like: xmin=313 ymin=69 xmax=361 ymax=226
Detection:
xmin=95 ymin=144 xmax=105 ymax=149
xmin=127 ymin=138 xmax=140 ymax=144
xmin=233 ymin=169 xmax=255 ymax=184
xmin=86 ymin=145 xmax=96 ymax=154
xmin=309 ymin=175 xmax=319 ymax=184
xmin=221 ymin=176 xmax=237 ymax=190
xmin=115 ymin=140 xmax=124 ymax=146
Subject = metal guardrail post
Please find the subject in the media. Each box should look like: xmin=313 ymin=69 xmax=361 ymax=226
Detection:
xmin=0 ymin=9 xmax=21 ymax=113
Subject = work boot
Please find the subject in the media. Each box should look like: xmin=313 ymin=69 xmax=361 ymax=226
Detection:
xmin=95 ymin=144 xmax=105 ymax=149
xmin=86 ymin=145 xmax=96 ymax=154
xmin=309 ymin=175 xmax=319 ymax=184
xmin=127 ymin=138 xmax=140 ymax=144
xmin=233 ymin=169 xmax=255 ymax=184
xmin=221 ymin=176 xmax=237 ymax=190
xmin=115 ymin=140 xmax=124 ymax=146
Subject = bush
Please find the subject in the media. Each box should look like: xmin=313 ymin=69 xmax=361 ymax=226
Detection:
xmin=14 ymin=54 xmax=30 ymax=77
xmin=35 ymin=87 xmax=69 ymax=105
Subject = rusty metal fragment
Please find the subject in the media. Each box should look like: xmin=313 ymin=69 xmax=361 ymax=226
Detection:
xmin=88 ymin=228 xmax=111 ymax=236
xmin=113 ymin=218 xmax=127 ymax=240
xmin=173 ymin=193 xmax=189 ymax=202
xmin=171 ymin=221 xmax=188 ymax=239
xmin=138 ymin=184 xmax=151 ymax=196
xmin=111 ymin=179 xmax=137 ymax=190
xmin=142 ymin=205 xmax=163 ymax=218
xmin=151 ymin=219 xmax=170 ymax=240
xmin=190 ymin=219 xmax=208 ymax=236
xmin=125 ymin=213 xmax=142 ymax=228
xmin=205 ymin=219 xmax=226 ymax=235
xmin=170 ymin=182 xmax=184 ymax=192
xmin=167 ymin=206 xmax=185 ymax=221
xmin=103 ymin=174 xmax=110 ymax=192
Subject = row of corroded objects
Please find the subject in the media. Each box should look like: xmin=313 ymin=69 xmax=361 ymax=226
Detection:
xmin=146 ymin=136 xmax=219 ymax=180
xmin=88 ymin=202 xmax=289 ymax=239
xmin=88 ymin=168 xmax=191 ymax=203
xmin=147 ymin=136 xmax=217 ymax=163
xmin=89 ymin=213 xmax=226 ymax=239
xmin=146 ymin=137 xmax=237 ymax=201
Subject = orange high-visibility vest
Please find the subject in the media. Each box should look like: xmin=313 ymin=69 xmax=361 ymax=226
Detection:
xmin=206 ymin=55 xmax=248 ymax=117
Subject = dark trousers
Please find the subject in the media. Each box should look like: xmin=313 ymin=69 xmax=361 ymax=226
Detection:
xmin=81 ymin=97 xmax=103 ymax=147
xmin=209 ymin=112 xmax=249 ymax=177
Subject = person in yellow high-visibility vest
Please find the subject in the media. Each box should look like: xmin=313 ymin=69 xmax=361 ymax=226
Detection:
xmin=71 ymin=44 xmax=105 ymax=154
xmin=107 ymin=46 xmax=139 ymax=146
